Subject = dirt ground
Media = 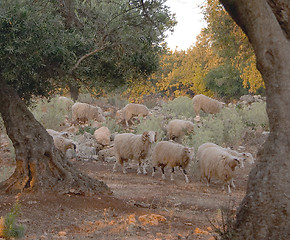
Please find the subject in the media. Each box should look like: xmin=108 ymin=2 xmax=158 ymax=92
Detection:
xmin=0 ymin=151 xmax=255 ymax=240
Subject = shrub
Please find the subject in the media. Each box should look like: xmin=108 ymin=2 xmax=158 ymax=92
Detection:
xmin=107 ymin=94 xmax=128 ymax=109
xmin=103 ymin=117 xmax=125 ymax=134
xmin=77 ymin=93 xmax=97 ymax=105
xmin=238 ymin=102 xmax=268 ymax=130
xmin=77 ymin=126 xmax=97 ymax=135
xmin=183 ymin=107 xmax=246 ymax=151
xmin=134 ymin=114 xmax=166 ymax=141
xmin=30 ymin=96 xmax=73 ymax=130
xmin=162 ymin=96 xmax=195 ymax=119
xmin=0 ymin=200 xmax=25 ymax=239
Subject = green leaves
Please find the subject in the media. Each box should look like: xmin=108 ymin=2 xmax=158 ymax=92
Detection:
xmin=0 ymin=0 xmax=175 ymax=102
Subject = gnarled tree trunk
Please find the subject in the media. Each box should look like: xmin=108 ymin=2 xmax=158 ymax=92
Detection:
xmin=219 ymin=0 xmax=290 ymax=239
xmin=0 ymin=78 xmax=110 ymax=195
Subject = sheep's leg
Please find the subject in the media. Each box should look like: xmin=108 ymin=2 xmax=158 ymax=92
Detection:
xmin=152 ymin=167 xmax=156 ymax=177
xmin=227 ymin=182 xmax=232 ymax=194
xmin=206 ymin=176 xmax=210 ymax=186
xmin=230 ymin=178 xmax=236 ymax=188
xmin=121 ymin=161 xmax=127 ymax=174
xmin=161 ymin=166 xmax=166 ymax=180
xmin=182 ymin=168 xmax=189 ymax=183
xmin=137 ymin=162 xmax=142 ymax=175
xmin=113 ymin=161 xmax=118 ymax=173
xmin=170 ymin=168 xmax=174 ymax=181
xmin=142 ymin=162 xmax=147 ymax=175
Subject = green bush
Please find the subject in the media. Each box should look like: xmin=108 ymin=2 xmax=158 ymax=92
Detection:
xmin=183 ymin=107 xmax=246 ymax=151
xmin=183 ymin=103 xmax=268 ymax=152
xmin=238 ymin=102 xmax=269 ymax=130
xmin=134 ymin=114 xmax=166 ymax=141
xmin=103 ymin=117 xmax=125 ymax=134
xmin=77 ymin=125 xmax=97 ymax=135
xmin=162 ymin=96 xmax=195 ymax=119
xmin=107 ymin=94 xmax=128 ymax=109
xmin=30 ymin=96 xmax=73 ymax=130
xmin=1 ymin=200 xmax=25 ymax=239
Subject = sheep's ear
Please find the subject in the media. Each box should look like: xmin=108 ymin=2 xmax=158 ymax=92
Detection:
xmin=142 ymin=131 xmax=149 ymax=142
xmin=184 ymin=147 xmax=190 ymax=154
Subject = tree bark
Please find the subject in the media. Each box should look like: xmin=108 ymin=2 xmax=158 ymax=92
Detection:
xmin=219 ymin=0 xmax=290 ymax=239
xmin=69 ymin=82 xmax=80 ymax=102
xmin=0 ymin=78 xmax=111 ymax=195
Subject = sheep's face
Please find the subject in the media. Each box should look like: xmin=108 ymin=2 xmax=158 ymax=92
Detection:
xmin=186 ymin=122 xmax=194 ymax=133
xmin=224 ymin=157 xmax=240 ymax=171
xmin=243 ymin=153 xmax=255 ymax=164
xmin=183 ymin=147 xmax=195 ymax=165
xmin=143 ymin=131 xmax=157 ymax=143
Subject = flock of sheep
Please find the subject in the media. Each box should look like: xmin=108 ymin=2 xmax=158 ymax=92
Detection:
xmin=47 ymin=94 xmax=256 ymax=194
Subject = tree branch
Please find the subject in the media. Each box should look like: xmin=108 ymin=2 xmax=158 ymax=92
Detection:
xmin=69 ymin=44 xmax=108 ymax=74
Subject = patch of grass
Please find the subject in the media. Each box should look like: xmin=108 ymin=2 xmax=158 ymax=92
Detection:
xmin=103 ymin=117 xmax=125 ymax=134
xmin=30 ymin=96 xmax=73 ymax=130
xmin=208 ymin=199 xmax=238 ymax=240
xmin=106 ymin=94 xmax=128 ymax=109
xmin=238 ymin=102 xmax=269 ymax=130
xmin=184 ymin=109 xmax=244 ymax=152
xmin=77 ymin=126 xmax=97 ymax=135
xmin=162 ymin=96 xmax=195 ymax=119
xmin=134 ymin=114 xmax=166 ymax=141
xmin=0 ymin=199 xmax=25 ymax=239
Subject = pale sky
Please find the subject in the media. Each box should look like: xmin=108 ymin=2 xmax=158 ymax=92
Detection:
xmin=165 ymin=0 xmax=206 ymax=51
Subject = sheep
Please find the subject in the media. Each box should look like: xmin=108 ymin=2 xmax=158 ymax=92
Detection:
xmin=192 ymin=94 xmax=225 ymax=121
xmin=226 ymin=147 xmax=255 ymax=165
xmin=151 ymin=141 xmax=195 ymax=183
xmin=47 ymin=129 xmax=76 ymax=158
xmin=72 ymin=102 xmax=105 ymax=124
xmin=166 ymin=119 xmax=194 ymax=143
xmin=197 ymin=142 xmax=255 ymax=167
xmin=116 ymin=103 xmax=151 ymax=127
xmin=197 ymin=143 xmax=240 ymax=194
xmin=113 ymin=131 xmax=157 ymax=174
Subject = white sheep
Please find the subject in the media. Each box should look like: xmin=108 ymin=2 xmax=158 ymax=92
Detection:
xmin=197 ymin=143 xmax=240 ymax=194
xmin=226 ymin=147 xmax=255 ymax=165
xmin=116 ymin=103 xmax=151 ymax=127
xmin=72 ymin=102 xmax=105 ymax=124
xmin=151 ymin=141 xmax=195 ymax=183
xmin=166 ymin=119 xmax=194 ymax=143
xmin=113 ymin=131 xmax=157 ymax=174
xmin=46 ymin=129 xmax=76 ymax=158
xmin=192 ymin=94 xmax=225 ymax=121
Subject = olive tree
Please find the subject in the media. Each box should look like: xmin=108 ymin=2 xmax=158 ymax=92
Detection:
xmin=218 ymin=0 xmax=290 ymax=239
xmin=0 ymin=0 xmax=174 ymax=194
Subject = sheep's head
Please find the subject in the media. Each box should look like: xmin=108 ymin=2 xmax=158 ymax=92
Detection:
xmin=243 ymin=152 xmax=255 ymax=164
xmin=182 ymin=147 xmax=195 ymax=166
xmin=224 ymin=156 xmax=240 ymax=171
xmin=142 ymin=131 xmax=157 ymax=143
xmin=185 ymin=122 xmax=194 ymax=133
xmin=115 ymin=109 xmax=124 ymax=121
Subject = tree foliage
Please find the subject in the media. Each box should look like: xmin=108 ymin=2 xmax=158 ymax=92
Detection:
xmin=0 ymin=0 xmax=176 ymax=102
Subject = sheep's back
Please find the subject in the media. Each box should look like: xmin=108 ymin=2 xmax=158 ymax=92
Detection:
xmin=114 ymin=133 xmax=143 ymax=159
xmin=152 ymin=141 xmax=185 ymax=167
xmin=193 ymin=95 xmax=223 ymax=114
